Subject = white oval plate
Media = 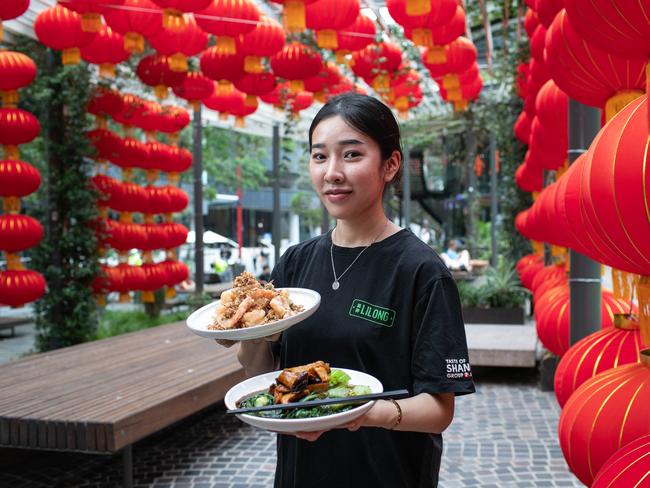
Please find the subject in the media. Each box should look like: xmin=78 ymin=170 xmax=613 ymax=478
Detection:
xmin=225 ymin=368 xmax=383 ymax=432
xmin=186 ymin=287 xmax=320 ymax=341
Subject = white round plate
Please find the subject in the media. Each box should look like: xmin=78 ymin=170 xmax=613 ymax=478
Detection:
xmin=186 ymin=288 xmax=320 ymax=341
xmin=225 ymin=368 xmax=383 ymax=432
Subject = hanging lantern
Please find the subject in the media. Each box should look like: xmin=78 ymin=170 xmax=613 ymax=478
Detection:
xmin=422 ymin=37 xmax=477 ymax=75
xmin=114 ymin=263 xmax=146 ymax=302
xmin=284 ymin=90 xmax=314 ymax=116
xmin=113 ymin=137 xmax=150 ymax=174
xmin=559 ymin=350 xmax=650 ymax=486
xmin=161 ymin=222 xmax=189 ymax=249
xmin=172 ymin=72 xmax=214 ymax=110
xmin=230 ymin=93 xmax=258 ymax=128
xmin=158 ymin=105 xmax=191 ymax=135
xmin=305 ymin=0 xmax=360 ymax=50
xmin=514 ymin=160 xmax=544 ymax=194
xmin=34 ymin=5 xmax=97 ymax=65
xmin=516 ymin=62 xmax=530 ymax=99
xmin=535 ymin=0 xmax=563 ymax=27
xmin=80 ymin=24 xmax=130 ymax=78
xmin=195 ymin=0 xmax=260 ymax=55
xmin=136 ymin=54 xmax=188 ymax=99
xmin=149 ymin=0 xmax=212 ymax=30
xmin=87 ymin=87 xmax=124 ymax=125
xmin=304 ymin=63 xmax=341 ymax=102
xmin=529 ymin=24 xmax=546 ymax=63
xmin=350 ymin=42 xmax=402 ymax=93
xmin=0 ymin=214 xmax=43 ymax=253
xmin=200 ymin=46 xmax=245 ymax=94
xmin=235 ymin=16 xmax=285 ymax=74
xmin=269 ymin=0 xmax=318 ymax=33
xmin=92 ymin=174 xmax=124 ymax=214
xmin=144 ymin=184 xmax=172 ymax=215
xmin=523 ymin=8 xmax=539 ymax=38
xmin=0 ymin=108 xmax=41 ymax=160
xmin=91 ymin=264 xmax=123 ymax=305
xmin=514 ymin=111 xmax=531 ymax=145
xmin=149 ymin=15 xmax=208 ymax=72
xmin=102 ymin=0 xmax=164 ymax=53
xmin=0 ymin=160 xmax=41 ymax=215
xmin=137 ymin=100 xmax=165 ymax=136
xmin=203 ymin=87 xmax=243 ymax=120
xmin=160 ymin=259 xmax=189 ymax=298
xmin=110 ymin=181 xmax=149 ymax=214
xmin=160 ymin=185 xmax=189 ymax=213
xmin=270 ymin=42 xmax=323 ymax=92
xmin=591 ymin=434 xmax=650 ymax=488
xmin=0 ymin=51 xmax=36 ymax=107
xmin=387 ymin=0 xmax=457 ymax=53
xmin=113 ymin=94 xmax=146 ymax=129
xmin=333 ymin=12 xmax=375 ymax=63
xmin=145 ymin=141 xmax=174 ymax=178
xmin=140 ymin=262 xmax=168 ymax=303
xmin=88 ymin=129 xmax=123 ymax=164
xmin=0 ymin=0 xmax=29 ymax=42
xmin=162 ymin=146 xmax=192 ymax=177
xmin=403 ymin=5 xmax=465 ymax=54
xmin=58 ymin=0 xmax=125 ymax=33
xmin=554 ymin=318 xmax=643 ymax=407
xmin=234 ymin=72 xmax=277 ymax=107
xmin=0 ymin=270 xmax=46 ymax=308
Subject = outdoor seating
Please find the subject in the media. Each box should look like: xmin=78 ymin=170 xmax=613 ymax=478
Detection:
xmin=0 ymin=322 xmax=244 ymax=488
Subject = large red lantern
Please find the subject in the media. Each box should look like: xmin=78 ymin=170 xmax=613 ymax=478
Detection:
xmin=0 ymin=214 xmax=43 ymax=253
xmin=385 ymin=0 xmax=455 ymax=30
xmin=88 ymin=129 xmax=123 ymax=163
xmin=34 ymin=5 xmax=97 ymax=65
xmin=230 ymin=93 xmax=258 ymax=128
xmin=304 ymin=63 xmax=341 ymax=101
xmin=150 ymin=0 xmax=211 ymax=30
xmin=0 ymin=108 xmax=41 ymax=160
xmin=140 ymin=262 xmax=168 ymax=302
xmin=172 ymin=72 xmax=214 ymax=110
xmin=92 ymin=174 xmax=123 ymax=212
xmin=80 ymin=24 xmax=130 ymax=78
xmin=114 ymin=137 xmax=149 ymax=172
xmin=523 ymin=8 xmax=539 ymax=38
xmin=160 ymin=185 xmax=189 ymax=213
xmin=270 ymin=42 xmax=323 ymax=92
xmin=137 ymin=100 xmax=165 ymax=134
xmin=235 ymin=15 xmax=285 ymax=74
xmin=92 ymin=264 xmax=123 ymax=301
xmin=114 ymin=263 xmax=146 ymax=302
xmin=136 ymin=54 xmax=187 ymax=99
xmin=0 ymin=160 xmax=41 ymax=203
xmin=111 ymin=181 xmax=149 ymax=214
xmin=387 ymin=0 xmax=457 ymax=55
xmin=0 ymin=51 xmax=36 ymax=107
xmin=234 ymin=72 xmax=277 ymax=106
xmin=161 ymin=222 xmax=189 ymax=249
xmin=162 ymin=146 xmax=193 ymax=177
xmin=554 ymin=319 xmax=643 ymax=407
xmin=0 ymin=0 xmax=29 ymax=42
xmin=534 ymin=0 xmax=563 ymax=28
xmin=514 ymin=111 xmax=531 ymax=145
xmin=559 ymin=350 xmax=650 ymax=486
xmin=102 ymin=0 xmax=164 ymax=53
xmin=0 ymin=270 xmax=46 ymax=307
xmin=350 ymin=42 xmax=402 ymax=92
xmin=305 ymin=0 xmax=360 ymax=50
xmin=113 ymin=94 xmax=146 ymax=128
xmin=59 ymin=0 xmax=125 ymax=33
xmin=200 ymin=46 xmax=245 ymax=94
xmin=422 ymin=37 xmax=477 ymax=76
xmin=87 ymin=87 xmax=124 ymax=122
xmin=149 ymin=15 xmax=208 ymax=72
xmin=403 ymin=5 xmax=465 ymax=55
xmin=158 ymin=105 xmax=191 ymax=135
xmin=591 ymin=434 xmax=650 ymax=488
xmin=195 ymin=0 xmax=260 ymax=55
xmin=333 ymin=12 xmax=375 ymax=62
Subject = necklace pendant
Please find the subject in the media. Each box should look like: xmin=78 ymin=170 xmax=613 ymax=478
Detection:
xmin=332 ymin=281 xmax=340 ymax=290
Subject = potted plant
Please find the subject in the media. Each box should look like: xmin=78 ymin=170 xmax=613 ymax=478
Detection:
xmin=457 ymin=262 xmax=529 ymax=324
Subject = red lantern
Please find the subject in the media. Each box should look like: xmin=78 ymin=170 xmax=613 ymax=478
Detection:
xmin=0 ymin=0 xmax=29 ymax=41
xmin=114 ymin=263 xmax=146 ymax=301
xmin=195 ymin=0 xmax=260 ymax=54
xmin=523 ymin=8 xmax=539 ymax=38
xmin=59 ymin=0 xmax=125 ymax=33
xmin=150 ymin=0 xmax=211 ymax=30
xmin=559 ymin=351 xmax=650 ymax=486
xmin=140 ymin=262 xmax=168 ymax=302
xmin=87 ymin=87 xmax=124 ymax=121
xmin=235 ymin=15 xmax=285 ymax=74
xmin=592 ymin=434 xmax=650 ymax=488
xmin=111 ymin=181 xmax=149 ymax=213
xmin=515 ymin=160 xmax=543 ymax=193
xmin=0 ymin=160 xmax=41 ymax=199
xmin=203 ymin=86 xmax=244 ymax=117
xmin=92 ymin=264 xmax=124 ymax=297
xmin=102 ymin=0 xmax=164 ymax=53
xmin=0 ymin=51 xmax=36 ymax=107
xmin=149 ymin=15 xmax=208 ymax=72
xmin=514 ymin=111 xmax=531 ymax=145
xmin=172 ymin=72 xmax=214 ymax=109
xmin=161 ymin=185 xmax=189 ymax=213
xmin=137 ymin=100 xmax=165 ymax=134
xmin=0 ymin=214 xmax=43 ymax=253
xmin=304 ymin=62 xmax=341 ymax=101
xmin=87 ymin=129 xmax=123 ymax=163
xmin=271 ymin=42 xmax=323 ymax=92
xmin=144 ymin=185 xmax=172 ymax=214
xmin=0 ymin=108 xmax=40 ymax=160
xmin=113 ymin=94 xmax=146 ymax=128
xmin=554 ymin=320 xmax=643 ymax=407
xmin=34 ymin=5 xmax=97 ymax=65
xmin=141 ymin=223 xmax=168 ymax=251
xmin=268 ymin=0 xmax=318 ymax=33
xmin=545 ymin=10 xmax=645 ymax=116
xmin=529 ymin=24 xmax=546 ymax=62
xmin=386 ymin=0 xmax=455 ymax=30
xmin=158 ymin=105 xmax=191 ymax=134
xmin=80 ymin=24 xmax=129 ymax=78
xmin=422 ymin=37 xmax=477 ymax=76
xmin=334 ymin=12 xmax=375 ymax=61
xmin=230 ymin=93 xmax=258 ymax=127
xmin=350 ymin=42 xmax=402 ymax=93
xmin=534 ymin=0 xmax=563 ymax=27
xmin=136 ymin=54 xmax=187 ymax=99
xmin=200 ymin=46 xmax=245 ymax=93
xmin=161 ymin=259 xmax=189 ymax=286
xmin=403 ymin=5 xmax=465 ymax=53
xmin=162 ymin=146 xmax=192 ymax=174
xmin=234 ymin=72 xmax=277 ymax=106
xmin=516 ymin=62 xmax=529 ymax=99
xmin=0 ymin=269 xmax=46 ymax=307
xmin=114 ymin=137 xmax=149 ymax=171
xmin=92 ymin=174 xmax=123 ymax=210
xmin=285 ymin=90 xmax=314 ymax=114
xmin=306 ymin=0 xmax=360 ymax=50
xmin=146 ymin=142 xmax=174 ymax=174
xmin=161 ymin=222 xmax=189 ymax=249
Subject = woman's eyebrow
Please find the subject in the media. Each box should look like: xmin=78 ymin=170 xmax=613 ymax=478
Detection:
xmin=311 ymin=139 xmax=364 ymax=149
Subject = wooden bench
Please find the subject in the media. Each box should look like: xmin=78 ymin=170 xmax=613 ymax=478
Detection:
xmin=0 ymin=322 xmax=245 ymax=487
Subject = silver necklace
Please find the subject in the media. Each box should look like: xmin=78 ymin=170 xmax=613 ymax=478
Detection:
xmin=330 ymin=219 xmax=389 ymax=291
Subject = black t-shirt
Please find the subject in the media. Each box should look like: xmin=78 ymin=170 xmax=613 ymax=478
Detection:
xmin=270 ymin=229 xmax=475 ymax=488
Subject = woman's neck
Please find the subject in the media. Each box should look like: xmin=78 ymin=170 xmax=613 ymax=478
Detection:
xmin=332 ymin=206 xmax=394 ymax=247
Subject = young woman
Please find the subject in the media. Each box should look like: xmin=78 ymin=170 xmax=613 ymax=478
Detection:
xmin=234 ymin=93 xmax=474 ymax=487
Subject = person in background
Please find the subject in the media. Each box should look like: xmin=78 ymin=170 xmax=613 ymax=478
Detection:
xmin=257 ymin=265 xmax=272 ymax=284
xmin=441 ymin=239 xmax=472 ymax=271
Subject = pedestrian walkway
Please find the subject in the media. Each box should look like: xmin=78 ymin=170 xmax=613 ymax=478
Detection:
xmin=0 ymin=367 xmax=580 ymax=488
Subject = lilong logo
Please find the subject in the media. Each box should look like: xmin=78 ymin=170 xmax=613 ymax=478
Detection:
xmin=349 ymin=299 xmax=396 ymax=328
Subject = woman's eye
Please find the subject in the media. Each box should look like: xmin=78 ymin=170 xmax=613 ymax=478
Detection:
xmin=311 ymin=153 xmax=326 ymax=161
xmin=344 ymin=152 xmax=360 ymax=159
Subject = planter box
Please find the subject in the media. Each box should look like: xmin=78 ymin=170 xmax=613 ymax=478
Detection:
xmin=462 ymin=306 xmax=526 ymax=325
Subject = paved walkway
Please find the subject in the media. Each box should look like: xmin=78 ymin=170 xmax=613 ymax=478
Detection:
xmin=0 ymin=367 xmax=581 ymax=488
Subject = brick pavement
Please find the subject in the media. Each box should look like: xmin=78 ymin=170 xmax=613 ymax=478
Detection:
xmin=0 ymin=367 xmax=582 ymax=488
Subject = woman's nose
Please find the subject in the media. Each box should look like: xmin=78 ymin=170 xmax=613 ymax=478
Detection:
xmin=324 ymin=157 xmax=344 ymax=182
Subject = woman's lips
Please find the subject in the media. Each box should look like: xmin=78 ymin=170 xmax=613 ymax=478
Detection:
xmin=324 ymin=190 xmax=352 ymax=203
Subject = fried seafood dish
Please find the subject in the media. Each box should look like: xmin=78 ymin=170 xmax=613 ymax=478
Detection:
xmin=209 ymin=271 xmax=304 ymax=330
xmin=237 ymin=361 xmax=372 ymax=419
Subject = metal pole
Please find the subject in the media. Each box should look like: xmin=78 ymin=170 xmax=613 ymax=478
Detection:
xmin=568 ymin=99 xmax=602 ymax=345
xmin=401 ymin=147 xmax=411 ymax=229
xmin=466 ymin=129 xmax=478 ymax=257
xmin=489 ymin=133 xmax=498 ymax=267
xmin=122 ymin=445 xmax=133 ymax=488
xmin=192 ymin=105 xmax=204 ymax=297
xmin=272 ymin=124 xmax=281 ymax=267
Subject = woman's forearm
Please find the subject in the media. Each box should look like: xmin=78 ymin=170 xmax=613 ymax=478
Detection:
xmin=367 ymin=392 xmax=455 ymax=434
xmin=236 ymin=340 xmax=277 ymax=377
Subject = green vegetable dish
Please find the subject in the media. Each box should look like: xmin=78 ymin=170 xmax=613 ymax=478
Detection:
xmin=238 ymin=367 xmax=372 ymax=419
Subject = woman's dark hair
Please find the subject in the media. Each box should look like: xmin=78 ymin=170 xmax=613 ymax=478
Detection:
xmin=308 ymin=93 xmax=403 ymax=188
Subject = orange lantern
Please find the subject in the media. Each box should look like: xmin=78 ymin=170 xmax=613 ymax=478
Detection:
xmin=150 ymin=0 xmax=211 ymax=30
xmin=554 ymin=319 xmax=643 ymax=407
xmin=559 ymin=350 xmax=650 ymax=486
xmin=0 ymin=0 xmax=29 ymax=42
xmin=102 ymin=0 xmax=164 ymax=53
xmin=172 ymin=72 xmax=214 ymax=110
xmin=136 ymin=54 xmax=187 ymax=99
xmin=80 ymin=24 xmax=130 ymax=78
xmin=270 ymin=42 xmax=323 ymax=92
xmin=0 ymin=270 xmax=46 ymax=307
xmin=235 ymin=16 xmax=285 ymax=74
xmin=0 ymin=51 xmax=36 ymax=107
xmin=306 ymin=0 xmax=360 ymax=50
xmin=591 ymin=434 xmax=650 ymax=488
xmin=34 ymin=5 xmax=97 ymax=65
xmin=149 ymin=15 xmax=208 ymax=72
xmin=195 ymin=0 xmax=260 ymax=55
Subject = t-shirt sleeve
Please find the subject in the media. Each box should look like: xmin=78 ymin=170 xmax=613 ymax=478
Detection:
xmin=411 ymin=276 xmax=475 ymax=396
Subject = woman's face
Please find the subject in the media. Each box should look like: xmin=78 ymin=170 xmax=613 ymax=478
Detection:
xmin=309 ymin=115 xmax=399 ymax=221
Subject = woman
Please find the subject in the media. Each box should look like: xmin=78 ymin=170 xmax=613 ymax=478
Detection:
xmin=234 ymin=93 xmax=474 ymax=487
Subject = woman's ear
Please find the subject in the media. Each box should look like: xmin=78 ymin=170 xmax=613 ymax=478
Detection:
xmin=383 ymin=150 xmax=402 ymax=183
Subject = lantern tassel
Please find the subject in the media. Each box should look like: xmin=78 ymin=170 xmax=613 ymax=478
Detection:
xmin=235 ymin=116 xmax=245 ymax=128
xmin=154 ymin=85 xmax=169 ymax=100
xmin=442 ymin=74 xmax=460 ymax=90
xmin=218 ymin=81 xmax=233 ymax=95
xmin=119 ymin=292 xmax=131 ymax=303
xmin=245 ymin=94 xmax=257 ymax=107
xmin=99 ymin=64 xmax=115 ymax=79
xmin=406 ymin=0 xmax=431 ymax=16
xmin=5 ymin=253 xmax=22 ymax=270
